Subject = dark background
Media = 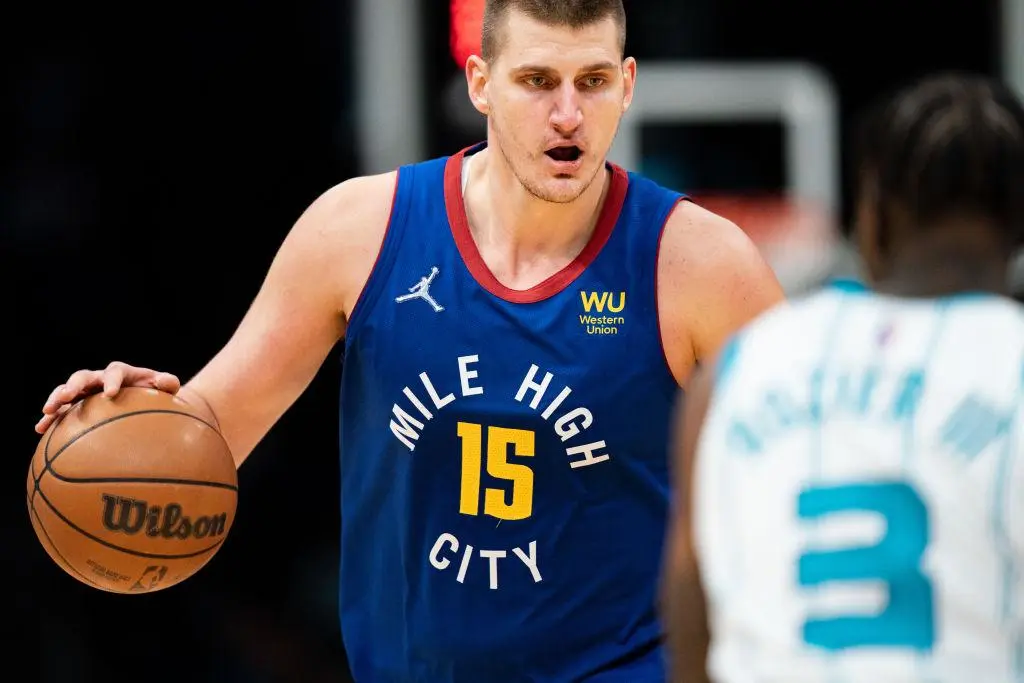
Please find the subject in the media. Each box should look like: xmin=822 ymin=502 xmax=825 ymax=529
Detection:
xmin=4 ymin=0 xmax=1002 ymax=680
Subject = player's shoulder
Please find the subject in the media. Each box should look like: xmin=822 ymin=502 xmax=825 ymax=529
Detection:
xmin=657 ymin=198 xmax=777 ymax=289
xmin=951 ymin=292 xmax=1024 ymax=320
xmin=939 ymin=292 xmax=1024 ymax=342
xmin=321 ymin=147 xmax=458 ymax=213
xmin=282 ymin=171 xmax=398 ymax=314
xmin=664 ymin=199 xmax=749 ymax=247
xmin=315 ymin=171 xmax=399 ymax=221
xmin=297 ymin=171 xmax=399 ymax=248
xmin=656 ymin=197 xmax=785 ymax=331
xmin=755 ymin=281 xmax=867 ymax=330
xmin=758 ymin=283 xmax=1024 ymax=335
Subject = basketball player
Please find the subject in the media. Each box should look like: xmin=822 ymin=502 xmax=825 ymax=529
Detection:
xmin=661 ymin=72 xmax=1024 ymax=683
xmin=36 ymin=1 xmax=785 ymax=680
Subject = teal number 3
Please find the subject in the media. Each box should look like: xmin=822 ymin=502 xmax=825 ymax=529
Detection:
xmin=798 ymin=482 xmax=935 ymax=651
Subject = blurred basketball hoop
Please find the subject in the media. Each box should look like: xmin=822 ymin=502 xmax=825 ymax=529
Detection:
xmin=692 ymin=193 xmax=841 ymax=294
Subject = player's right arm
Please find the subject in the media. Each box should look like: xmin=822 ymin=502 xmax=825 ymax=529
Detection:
xmin=35 ymin=171 xmax=397 ymax=469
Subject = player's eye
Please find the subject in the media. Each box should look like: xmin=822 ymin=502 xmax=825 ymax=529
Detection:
xmin=580 ymin=76 xmax=606 ymax=89
xmin=524 ymin=76 xmax=550 ymax=88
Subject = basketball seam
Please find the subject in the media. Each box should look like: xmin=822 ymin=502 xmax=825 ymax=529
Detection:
xmin=27 ymin=398 xmax=236 ymax=593
xmin=46 ymin=472 xmax=238 ymax=491
xmin=27 ymin=493 xmax=105 ymax=589
xmin=32 ymin=484 xmax=228 ymax=560
xmin=30 ymin=419 xmax=61 ymax=507
xmin=29 ymin=448 xmax=39 ymax=507
xmin=40 ymin=408 xmax=236 ymax=491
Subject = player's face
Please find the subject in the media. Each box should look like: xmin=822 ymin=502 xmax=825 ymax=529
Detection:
xmin=468 ymin=11 xmax=636 ymax=203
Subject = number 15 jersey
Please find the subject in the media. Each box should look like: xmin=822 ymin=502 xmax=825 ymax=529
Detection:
xmin=695 ymin=281 xmax=1024 ymax=683
xmin=337 ymin=143 xmax=684 ymax=683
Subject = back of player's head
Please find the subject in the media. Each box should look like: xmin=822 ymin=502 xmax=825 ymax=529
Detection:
xmin=481 ymin=0 xmax=627 ymax=62
xmin=855 ymin=73 xmax=1024 ymax=250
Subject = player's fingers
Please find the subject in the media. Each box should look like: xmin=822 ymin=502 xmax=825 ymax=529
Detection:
xmin=43 ymin=370 xmax=102 ymax=414
xmin=150 ymin=372 xmax=181 ymax=394
xmin=118 ymin=365 xmax=180 ymax=394
xmin=63 ymin=368 xmax=103 ymax=398
xmin=35 ymin=403 xmax=72 ymax=434
xmin=103 ymin=361 xmax=127 ymax=397
xmin=113 ymin=362 xmax=161 ymax=387
xmin=34 ymin=412 xmax=52 ymax=434
xmin=41 ymin=384 xmax=66 ymax=414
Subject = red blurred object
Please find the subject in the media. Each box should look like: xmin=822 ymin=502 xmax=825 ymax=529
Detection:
xmin=451 ymin=0 xmax=485 ymax=67
xmin=691 ymin=194 xmax=824 ymax=245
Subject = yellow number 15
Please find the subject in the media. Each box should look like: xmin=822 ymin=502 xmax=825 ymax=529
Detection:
xmin=457 ymin=422 xmax=535 ymax=521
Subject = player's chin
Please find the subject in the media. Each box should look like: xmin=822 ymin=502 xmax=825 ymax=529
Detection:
xmin=535 ymin=178 xmax=588 ymax=204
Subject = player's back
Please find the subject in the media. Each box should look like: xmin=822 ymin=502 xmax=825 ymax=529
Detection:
xmin=694 ymin=280 xmax=1024 ymax=682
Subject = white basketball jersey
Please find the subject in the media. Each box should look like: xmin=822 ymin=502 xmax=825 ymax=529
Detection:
xmin=694 ymin=281 xmax=1024 ymax=683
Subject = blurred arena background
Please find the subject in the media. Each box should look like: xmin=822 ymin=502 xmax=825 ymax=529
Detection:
xmin=3 ymin=0 xmax=1021 ymax=680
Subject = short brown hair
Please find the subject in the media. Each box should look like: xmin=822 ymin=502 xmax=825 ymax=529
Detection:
xmin=481 ymin=0 xmax=627 ymax=62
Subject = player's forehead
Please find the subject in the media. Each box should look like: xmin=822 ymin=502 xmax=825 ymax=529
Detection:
xmin=496 ymin=10 xmax=622 ymax=72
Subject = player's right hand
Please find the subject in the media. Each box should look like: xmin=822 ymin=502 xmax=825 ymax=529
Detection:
xmin=36 ymin=362 xmax=181 ymax=434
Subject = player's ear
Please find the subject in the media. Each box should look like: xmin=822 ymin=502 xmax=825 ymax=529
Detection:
xmin=466 ymin=55 xmax=490 ymax=115
xmin=621 ymin=57 xmax=637 ymax=113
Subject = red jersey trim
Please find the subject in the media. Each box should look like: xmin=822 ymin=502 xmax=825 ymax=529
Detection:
xmin=443 ymin=143 xmax=629 ymax=304
xmin=653 ymin=196 xmax=688 ymax=385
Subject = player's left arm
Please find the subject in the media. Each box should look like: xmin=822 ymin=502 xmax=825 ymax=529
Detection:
xmin=658 ymin=200 xmax=785 ymax=385
xmin=660 ymin=360 xmax=715 ymax=683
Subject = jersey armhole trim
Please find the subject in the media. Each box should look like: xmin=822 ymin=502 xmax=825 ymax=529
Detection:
xmin=344 ymin=168 xmax=411 ymax=342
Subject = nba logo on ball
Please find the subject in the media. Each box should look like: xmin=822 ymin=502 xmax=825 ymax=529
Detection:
xmin=26 ymin=388 xmax=239 ymax=594
xmin=132 ymin=565 xmax=169 ymax=592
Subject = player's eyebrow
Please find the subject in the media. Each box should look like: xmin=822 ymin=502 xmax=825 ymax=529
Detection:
xmin=577 ymin=61 xmax=618 ymax=73
xmin=511 ymin=61 xmax=619 ymax=76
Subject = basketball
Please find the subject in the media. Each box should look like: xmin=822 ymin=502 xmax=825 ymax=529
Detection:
xmin=26 ymin=387 xmax=238 ymax=594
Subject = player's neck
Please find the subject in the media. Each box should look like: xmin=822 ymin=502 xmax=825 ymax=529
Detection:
xmin=466 ymin=148 xmax=609 ymax=259
xmin=876 ymin=270 xmax=1009 ymax=299
xmin=875 ymin=246 xmax=1010 ymax=299
xmin=873 ymin=223 xmax=1012 ymax=299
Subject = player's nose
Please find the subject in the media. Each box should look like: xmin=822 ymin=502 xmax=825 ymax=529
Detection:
xmin=549 ymin=84 xmax=583 ymax=134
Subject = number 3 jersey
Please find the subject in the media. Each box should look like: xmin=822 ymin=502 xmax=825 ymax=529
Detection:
xmin=694 ymin=281 xmax=1024 ymax=683
xmin=337 ymin=143 xmax=684 ymax=683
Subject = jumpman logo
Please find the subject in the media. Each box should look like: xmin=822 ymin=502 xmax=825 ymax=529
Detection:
xmin=395 ymin=266 xmax=444 ymax=312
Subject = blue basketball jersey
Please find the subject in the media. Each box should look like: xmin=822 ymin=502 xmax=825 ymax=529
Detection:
xmin=338 ymin=143 xmax=683 ymax=682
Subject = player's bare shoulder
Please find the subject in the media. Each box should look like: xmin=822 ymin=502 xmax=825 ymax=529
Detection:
xmin=656 ymin=200 xmax=785 ymax=384
xmin=659 ymin=200 xmax=778 ymax=287
xmin=290 ymin=171 xmax=398 ymax=322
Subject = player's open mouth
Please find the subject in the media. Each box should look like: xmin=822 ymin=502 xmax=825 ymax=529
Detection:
xmin=545 ymin=145 xmax=583 ymax=162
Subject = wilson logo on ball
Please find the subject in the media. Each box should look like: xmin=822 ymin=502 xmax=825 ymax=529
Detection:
xmin=100 ymin=494 xmax=229 ymax=540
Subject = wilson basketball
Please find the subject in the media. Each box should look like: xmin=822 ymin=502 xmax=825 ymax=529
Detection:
xmin=26 ymin=387 xmax=238 ymax=594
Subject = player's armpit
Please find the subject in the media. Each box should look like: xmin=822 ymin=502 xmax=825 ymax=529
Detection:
xmin=183 ymin=172 xmax=397 ymax=468
xmin=657 ymin=200 xmax=785 ymax=384
xmin=660 ymin=363 xmax=715 ymax=683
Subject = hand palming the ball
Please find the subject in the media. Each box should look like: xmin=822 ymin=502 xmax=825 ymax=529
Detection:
xmin=37 ymin=362 xmax=181 ymax=434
